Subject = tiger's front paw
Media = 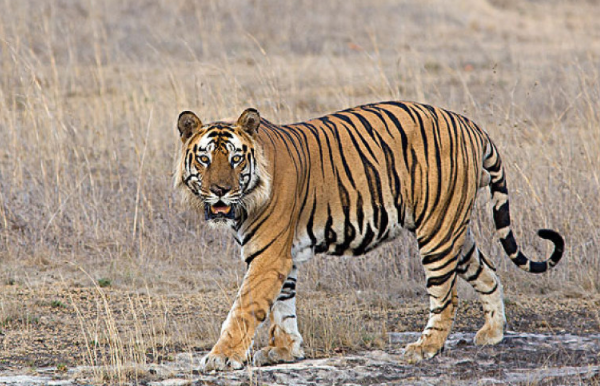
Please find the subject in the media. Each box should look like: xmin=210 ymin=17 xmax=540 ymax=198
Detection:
xmin=198 ymin=352 xmax=245 ymax=372
xmin=403 ymin=339 xmax=443 ymax=364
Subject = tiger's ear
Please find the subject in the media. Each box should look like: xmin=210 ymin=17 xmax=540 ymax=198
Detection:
xmin=236 ymin=108 xmax=261 ymax=136
xmin=177 ymin=111 xmax=202 ymax=142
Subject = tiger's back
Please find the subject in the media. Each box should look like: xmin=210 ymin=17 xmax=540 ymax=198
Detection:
xmin=254 ymin=102 xmax=487 ymax=261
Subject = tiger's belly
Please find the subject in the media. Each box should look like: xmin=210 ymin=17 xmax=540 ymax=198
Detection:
xmin=292 ymin=205 xmax=411 ymax=263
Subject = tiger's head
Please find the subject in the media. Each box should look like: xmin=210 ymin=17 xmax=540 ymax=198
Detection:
xmin=175 ymin=108 xmax=271 ymax=227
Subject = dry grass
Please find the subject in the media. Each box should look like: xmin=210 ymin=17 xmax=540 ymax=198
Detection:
xmin=0 ymin=0 xmax=599 ymax=380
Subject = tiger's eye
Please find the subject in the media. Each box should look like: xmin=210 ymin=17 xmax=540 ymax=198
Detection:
xmin=198 ymin=155 xmax=210 ymax=164
xmin=232 ymin=155 xmax=242 ymax=164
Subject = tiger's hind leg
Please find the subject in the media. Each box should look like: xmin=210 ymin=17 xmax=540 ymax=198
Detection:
xmin=404 ymin=230 xmax=463 ymax=363
xmin=457 ymin=228 xmax=506 ymax=345
xmin=253 ymin=266 xmax=305 ymax=367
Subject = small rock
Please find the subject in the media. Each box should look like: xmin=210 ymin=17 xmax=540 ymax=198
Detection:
xmin=366 ymin=350 xmax=393 ymax=362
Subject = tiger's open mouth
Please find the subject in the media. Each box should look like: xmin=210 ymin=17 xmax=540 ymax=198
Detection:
xmin=205 ymin=201 xmax=236 ymax=221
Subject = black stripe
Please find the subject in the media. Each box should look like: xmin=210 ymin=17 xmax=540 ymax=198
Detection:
xmin=377 ymin=105 xmax=411 ymax=169
xmin=493 ymin=201 xmax=511 ymax=229
xmin=511 ymin=251 xmax=528 ymax=267
xmin=412 ymin=153 xmax=428 ymax=229
xmin=334 ymin=175 xmax=356 ymax=254
xmin=500 ymin=231 xmax=518 ymax=257
xmin=331 ymin=113 xmax=378 ymax=161
xmin=320 ymin=117 xmax=358 ymax=189
xmin=244 ymin=238 xmax=277 ymax=265
xmin=491 ymin=174 xmax=507 ymax=193
xmin=420 ymin=242 xmax=454 ymax=265
xmin=430 ymin=298 xmax=454 ymax=314
xmin=356 ymin=193 xmax=365 ymax=234
xmin=350 ymin=111 xmax=386 ymax=148
xmin=362 ymin=106 xmax=394 ymax=137
xmin=426 ymin=269 xmax=456 ymax=288
xmin=352 ymin=224 xmax=375 ymax=255
xmin=410 ymin=103 xmax=430 ymax=165
xmin=476 ymin=282 xmax=498 ymax=295
xmin=431 ymin=254 xmax=459 ymax=272
xmin=364 ymin=161 xmax=386 ymax=237
xmin=282 ymin=281 xmax=296 ymax=290
xmin=380 ymin=139 xmax=403 ymax=224
xmin=529 ymin=261 xmax=548 ymax=273
xmin=324 ymin=204 xmax=337 ymax=249
xmin=298 ymin=122 xmax=326 ymax=179
xmin=383 ymin=101 xmax=418 ymax=124
xmin=458 ymin=245 xmax=476 ymax=266
xmin=277 ymin=292 xmax=296 ymax=302
xmin=305 ymin=195 xmax=318 ymax=247
xmin=464 ymin=262 xmax=483 ymax=282
xmin=242 ymin=214 xmax=270 ymax=246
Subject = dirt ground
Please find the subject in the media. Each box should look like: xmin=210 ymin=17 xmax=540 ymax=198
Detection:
xmin=0 ymin=284 xmax=598 ymax=385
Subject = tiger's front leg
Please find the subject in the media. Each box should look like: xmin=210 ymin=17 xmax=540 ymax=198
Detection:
xmin=253 ymin=265 xmax=305 ymax=366
xmin=198 ymin=254 xmax=293 ymax=372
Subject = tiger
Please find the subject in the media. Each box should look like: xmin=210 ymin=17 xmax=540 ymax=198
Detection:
xmin=174 ymin=101 xmax=564 ymax=371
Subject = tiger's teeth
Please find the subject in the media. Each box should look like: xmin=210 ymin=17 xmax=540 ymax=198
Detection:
xmin=211 ymin=205 xmax=231 ymax=214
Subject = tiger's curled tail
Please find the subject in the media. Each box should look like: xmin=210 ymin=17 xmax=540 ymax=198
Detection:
xmin=484 ymin=140 xmax=564 ymax=272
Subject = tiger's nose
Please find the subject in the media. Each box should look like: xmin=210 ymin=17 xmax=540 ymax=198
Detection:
xmin=210 ymin=184 xmax=231 ymax=197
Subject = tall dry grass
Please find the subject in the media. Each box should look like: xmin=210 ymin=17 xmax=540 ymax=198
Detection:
xmin=0 ymin=0 xmax=599 ymax=376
